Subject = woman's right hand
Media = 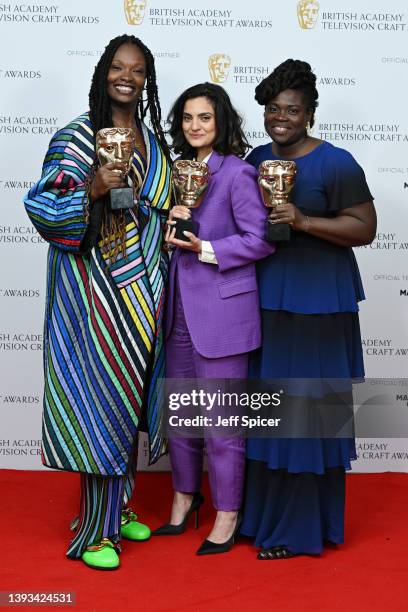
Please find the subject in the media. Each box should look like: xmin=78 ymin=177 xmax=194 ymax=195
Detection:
xmin=168 ymin=205 xmax=191 ymax=223
xmin=89 ymin=162 xmax=127 ymax=202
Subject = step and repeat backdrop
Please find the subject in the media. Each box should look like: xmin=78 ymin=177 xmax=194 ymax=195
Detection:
xmin=0 ymin=0 xmax=407 ymax=472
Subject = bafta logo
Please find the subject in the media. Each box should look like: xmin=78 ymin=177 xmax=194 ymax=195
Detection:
xmin=124 ymin=0 xmax=147 ymax=26
xmin=297 ymin=0 xmax=320 ymax=29
xmin=208 ymin=54 xmax=231 ymax=84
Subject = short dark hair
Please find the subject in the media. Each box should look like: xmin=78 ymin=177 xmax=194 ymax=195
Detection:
xmin=89 ymin=34 xmax=170 ymax=158
xmin=255 ymin=59 xmax=319 ymax=127
xmin=168 ymin=82 xmax=250 ymax=158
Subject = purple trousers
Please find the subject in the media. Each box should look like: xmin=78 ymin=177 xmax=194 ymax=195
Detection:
xmin=166 ymin=278 xmax=248 ymax=511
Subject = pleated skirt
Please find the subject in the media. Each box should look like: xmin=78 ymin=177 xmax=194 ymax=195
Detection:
xmin=241 ymin=309 xmax=364 ymax=554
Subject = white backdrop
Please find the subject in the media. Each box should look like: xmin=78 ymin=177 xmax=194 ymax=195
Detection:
xmin=0 ymin=0 xmax=407 ymax=472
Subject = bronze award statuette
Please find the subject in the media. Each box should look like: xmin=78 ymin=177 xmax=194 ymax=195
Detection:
xmin=258 ymin=160 xmax=297 ymax=242
xmin=96 ymin=127 xmax=137 ymax=211
xmin=172 ymin=160 xmax=210 ymax=241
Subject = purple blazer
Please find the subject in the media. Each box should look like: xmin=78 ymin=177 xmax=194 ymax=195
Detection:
xmin=166 ymin=151 xmax=275 ymax=358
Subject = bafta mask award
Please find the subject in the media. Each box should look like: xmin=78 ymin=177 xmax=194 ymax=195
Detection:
xmin=96 ymin=127 xmax=137 ymax=211
xmin=208 ymin=54 xmax=232 ymax=84
xmin=124 ymin=0 xmax=147 ymax=26
xmin=172 ymin=160 xmax=210 ymax=240
xmin=258 ymin=160 xmax=297 ymax=242
xmin=297 ymin=0 xmax=320 ymax=29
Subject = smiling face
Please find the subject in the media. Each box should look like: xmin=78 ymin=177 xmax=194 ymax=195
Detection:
xmin=106 ymin=43 xmax=146 ymax=111
xmin=182 ymin=96 xmax=217 ymax=161
xmin=264 ymin=89 xmax=312 ymax=148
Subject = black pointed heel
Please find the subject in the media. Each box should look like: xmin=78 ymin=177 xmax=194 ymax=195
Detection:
xmin=196 ymin=512 xmax=242 ymax=556
xmin=152 ymin=492 xmax=204 ymax=536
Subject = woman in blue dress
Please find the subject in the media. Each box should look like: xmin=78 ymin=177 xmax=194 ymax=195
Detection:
xmin=240 ymin=59 xmax=377 ymax=559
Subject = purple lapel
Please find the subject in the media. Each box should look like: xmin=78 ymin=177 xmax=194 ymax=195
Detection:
xmin=207 ymin=150 xmax=224 ymax=176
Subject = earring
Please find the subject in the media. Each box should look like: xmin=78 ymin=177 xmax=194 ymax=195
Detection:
xmin=305 ymin=121 xmax=311 ymax=135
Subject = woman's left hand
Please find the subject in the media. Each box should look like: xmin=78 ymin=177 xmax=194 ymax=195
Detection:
xmin=269 ymin=202 xmax=308 ymax=231
xmin=165 ymin=224 xmax=202 ymax=254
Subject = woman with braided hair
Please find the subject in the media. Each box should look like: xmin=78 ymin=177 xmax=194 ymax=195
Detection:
xmin=24 ymin=35 xmax=171 ymax=570
xmin=240 ymin=59 xmax=376 ymax=559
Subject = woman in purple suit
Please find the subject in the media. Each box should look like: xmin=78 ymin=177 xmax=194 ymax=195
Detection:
xmin=152 ymin=83 xmax=274 ymax=554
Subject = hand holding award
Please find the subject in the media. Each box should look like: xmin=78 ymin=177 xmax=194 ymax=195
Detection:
xmin=258 ymin=159 xmax=297 ymax=242
xmin=171 ymin=159 xmax=210 ymax=241
xmin=96 ymin=127 xmax=139 ymax=210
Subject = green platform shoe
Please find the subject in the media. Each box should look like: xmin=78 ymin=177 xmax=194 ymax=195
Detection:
xmin=121 ymin=508 xmax=151 ymax=541
xmin=81 ymin=538 xmax=120 ymax=570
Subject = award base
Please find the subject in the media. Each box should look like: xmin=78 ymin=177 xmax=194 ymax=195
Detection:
xmin=174 ymin=218 xmax=200 ymax=241
xmin=266 ymin=219 xmax=291 ymax=242
xmin=109 ymin=188 xmax=135 ymax=211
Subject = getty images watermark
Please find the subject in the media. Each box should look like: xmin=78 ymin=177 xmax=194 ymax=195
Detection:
xmin=162 ymin=378 xmax=408 ymax=439
xmin=168 ymin=388 xmax=283 ymax=430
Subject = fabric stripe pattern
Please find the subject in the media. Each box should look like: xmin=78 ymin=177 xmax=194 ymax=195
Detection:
xmin=24 ymin=113 xmax=171 ymax=476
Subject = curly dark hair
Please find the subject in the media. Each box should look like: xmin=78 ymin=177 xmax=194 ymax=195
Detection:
xmin=168 ymin=82 xmax=250 ymax=159
xmin=255 ymin=59 xmax=319 ymax=127
xmin=89 ymin=34 xmax=170 ymax=158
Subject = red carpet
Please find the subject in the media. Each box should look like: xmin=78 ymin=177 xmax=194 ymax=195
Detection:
xmin=1 ymin=471 xmax=407 ymax=611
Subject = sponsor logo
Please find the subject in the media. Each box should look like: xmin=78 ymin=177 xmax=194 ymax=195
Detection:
xmin=396 ymin=393 xmax=408 ymax=406
xmin=382 ymin=57 xmax=408 ymax=64
xmin=232 ymin=64 xmax=269 ymax=84
xmin=356 ymin=442 xmax=408 ymax=461
xmin=358 ymin=233 xmax=408 ymax=252
xmin=0 ymin=179 xmax=35 ymax=190
xmin=320 ymin=11 xmax=407 ymax=32
xmin=0 ymin=69 xmax=41 ymax=78
xmin=67 ymin=49 xmax=103 ymax=58
xmin=378 ymin=167 xmax=408 ymax=174
xmin=153 ymin=51 xmax=180 ymax=59
xmin=142 ymin=6 xmax=272 ymax=28
xmin=318 ymin=76 xmax=356 ymax=86
xmin=361 ymin=338 xmax=408 ymax=357
xmin=245 ymin=129 xmax=269 ymax=141
xmin=318 ymin=122 xmax=408 ymax=143
xmin=208 ymin=59 xmax=355 ymax=87
xmin=297 ymin=0 xmax=320 ymax=29
xmin=0 ymin=439 xmax=42 ymax=457
xmin=0 ymin=225 xmax=45 ymax=244
xmin=208 ymin=54 xmax=231 ymax=83
xmin=0 ymin=116 xmax=59 ymax=136
xmin=297 ymin=4 xmax=407 ymax=32
xmin=0 ymin=333 xmax=43 ymax=351
xmin=0 ymin=395 xmax=40 ymax=404
xmin=0 ymin=4 xmax=99 ymax=24
xmin=0 ymin=289 xmax=40 ymax=298
xmin=124 ymin=0 xmax=147 ymax=25
xmin=372 ymin=274 xmax=408 ymax=282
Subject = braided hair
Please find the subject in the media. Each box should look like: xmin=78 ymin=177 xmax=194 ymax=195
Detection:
xmin=87 ymin=35 xmax=170 ymax=263
xmin=255 ymin=59 xmax=319 ymax=127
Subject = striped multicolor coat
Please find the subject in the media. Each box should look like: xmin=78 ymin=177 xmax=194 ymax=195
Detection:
xmin=24 ymin=113 xmax=171 ymax=476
